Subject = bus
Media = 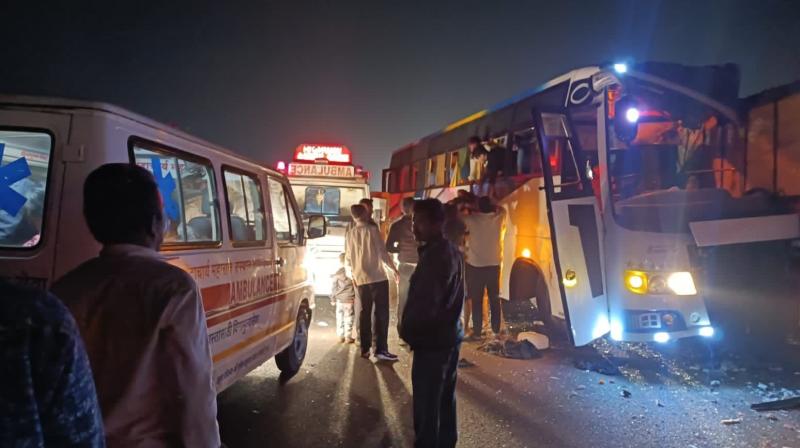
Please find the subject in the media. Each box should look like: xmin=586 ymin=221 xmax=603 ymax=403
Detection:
xmin=280 ymin=144 xmax=372 ymax=295
xmin=0 ymin=95 xmax=327 ymax=390
xmin=382 ymin=62 xmax=800 ymax=346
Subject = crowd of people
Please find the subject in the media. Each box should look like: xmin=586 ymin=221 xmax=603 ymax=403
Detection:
xmin=2 ymin=151 xmax=508 ymax=448
xmin=335 ymin=165 xmax=507 ymax=446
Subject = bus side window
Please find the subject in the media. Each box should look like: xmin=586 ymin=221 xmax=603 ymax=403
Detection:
xmin=131 ymin=142 xmax=220 ymax=245
xmin=222 ymin=168 xmax=267 ymax=243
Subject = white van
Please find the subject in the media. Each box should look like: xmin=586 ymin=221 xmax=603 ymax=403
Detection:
xmin=0 ymin=95 xmax=326 ymax=391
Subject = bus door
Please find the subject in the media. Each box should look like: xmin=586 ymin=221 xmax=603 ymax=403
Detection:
xmin=533 ymin=109 xmax=608 ymax=346
xmin=0 ymin=108 xmax=71 ymax=286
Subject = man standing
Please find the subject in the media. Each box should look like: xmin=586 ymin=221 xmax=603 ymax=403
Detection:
xmin=52 ymin=164 xmax=220 ymax=447
xmin=401 ymin=199 xmax=464 ymax=448
xmin=386 ymin=197 xmax=418 ymax=338
xmin=345 ymin=204 xmax=399 ymax=361
xmin=462 ymin=196 xmax=507 ymax=340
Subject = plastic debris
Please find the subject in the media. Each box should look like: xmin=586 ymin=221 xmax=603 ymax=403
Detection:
xmin=317 ymin=321 xmax=329 ymax=327
xmin=721 ymin=417 xmax=743 ymax=425
xmin=621 ymin=389 xmax=632 ymax=398
xmin=710 ymin=380 xmax=721 ymax=388
xmin=517 ymin=331 xmax=550 ymax=350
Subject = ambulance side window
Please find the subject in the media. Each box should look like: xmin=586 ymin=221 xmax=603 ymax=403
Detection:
xmin=131 ymin=140 xmax=221 ymax=245
xmin=223 ymin=168 xmax=267 ymax=244
xmin=267 ymin=177 xmax=294 ymax=244
xmin=0 ymin=129 xmax=52 ymax=249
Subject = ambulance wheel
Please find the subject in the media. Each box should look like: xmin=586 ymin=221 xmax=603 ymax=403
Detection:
xmin=276 ymin=306 xmax=310 ymax=377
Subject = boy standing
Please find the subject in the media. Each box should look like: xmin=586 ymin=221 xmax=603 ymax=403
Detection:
xmin=331 ymin=253 xmax=356 ymax=343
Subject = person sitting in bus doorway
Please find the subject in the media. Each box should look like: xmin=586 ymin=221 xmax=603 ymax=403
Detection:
xmin=386 ymin=197 xmax=418 ymax=344
xmin=462 ymin=196 xmax=507 ymax=341
xmin=52 ymin=164 xmax=220 ymax=448
xmin=400 ymin=198 xmax=464 ymax=448
xmin=345 ymin=204 xmax=399 ymax=361
xmin=1 ymin=280 xmax=105 ymax=447
xmin=467 ymin=136 xmax=488 ymax=192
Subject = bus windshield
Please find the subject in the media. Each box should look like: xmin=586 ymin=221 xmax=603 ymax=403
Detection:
xmin=606 ymin=88 xmax=768 ymax=233
xmin=291 ymin=184 xmax=368 ymax=227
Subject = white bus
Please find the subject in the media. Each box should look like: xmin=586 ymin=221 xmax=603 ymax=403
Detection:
xmin=382 ymin=62 xmax=800 ymax=346
xmin=280 ymin=144 xmax=372 ymax=295
xmin=0 ymin=95 xmax=327 ymax=390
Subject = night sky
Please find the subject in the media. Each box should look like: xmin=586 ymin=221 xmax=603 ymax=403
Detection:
xmin=3 ymin=0 xmax=799 ymax=188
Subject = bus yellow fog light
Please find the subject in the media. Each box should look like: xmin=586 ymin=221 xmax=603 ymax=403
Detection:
xmin=563 ymin=269 xmax=577 ymax=288
xmin=521 ymin=248 xmax=532 ymax=258
xmin=624 ymin=270 xmax=648 ymax=294
xmin=667 ymin=272 xmax=697 ymax=296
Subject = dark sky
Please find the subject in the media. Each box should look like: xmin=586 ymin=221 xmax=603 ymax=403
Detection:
xmin=3 ymin=0 xmax=799 ymax=188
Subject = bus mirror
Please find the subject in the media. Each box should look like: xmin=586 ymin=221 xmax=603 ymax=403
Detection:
xmin=307 ymin=215 xmax=327 ymax=239
xmin=613 ymin=96 xmax=639 ymax=143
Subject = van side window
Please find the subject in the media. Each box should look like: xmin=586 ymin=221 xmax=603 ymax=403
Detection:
xmin=0 ymin=130 xmax=52 ymax=249
xmin=132 ymin=143 xmax=220 ymax=244
xmin=267 ymin=177 xmax=295 ymax=244
xmin=223 ymin=169 xmax=267 ymax=243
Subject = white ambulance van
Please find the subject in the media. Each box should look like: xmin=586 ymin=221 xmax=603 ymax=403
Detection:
xmin=0 ymin=95 xmax=327 ymax=391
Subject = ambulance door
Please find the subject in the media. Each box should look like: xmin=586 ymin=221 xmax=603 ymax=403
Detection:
xmin=266 ymin=175 xmax=305 ymax=351
xmin=0 ymin=108 xmax=72 ymax=286
xmin=533 ymin=109 xmax=608 ymax=346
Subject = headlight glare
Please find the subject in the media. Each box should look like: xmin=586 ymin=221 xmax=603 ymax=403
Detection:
xmin=624 ymin=270 xmax=648 ymax=294
xmin=667 ymin=272 xmax=697 ymax=295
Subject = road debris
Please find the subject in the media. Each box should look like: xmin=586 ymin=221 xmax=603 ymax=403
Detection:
xmin=316 ymin=321 xmax=329 ymax=327
xmin=477 ymin=339 xmax=541 ymax=359
xmin=573 ymin=357 xmax=621 ymax=376
xmin=721 ymin=417 xmax=743 ymax=425
xmin=710 ymin=380 xmax=721 ymax=388
xmin=458 ymin=358 xmax=476 ymax=368
xmin=751 ymin=396 xmax=800 ymax=412
xmin=621 ymin=389 xmax=632 ymax=398
xmin=517 ymin=331 xmax=550 ymax=350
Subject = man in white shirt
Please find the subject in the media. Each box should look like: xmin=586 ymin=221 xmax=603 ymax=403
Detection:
xmin=53 ymin=164 xmax=220 ymax=448
xmin=345 ymin=204 xmax=399 ymax=361
xmin=462 ymin=196 xmax=507 ymax=340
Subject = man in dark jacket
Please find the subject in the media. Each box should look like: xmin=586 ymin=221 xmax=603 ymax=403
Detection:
xmin=400 ymin=198 xmax=465 ymax=448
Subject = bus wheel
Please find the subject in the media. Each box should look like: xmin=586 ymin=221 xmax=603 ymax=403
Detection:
xmin=276 ymin=306 xmax=310 ymax=378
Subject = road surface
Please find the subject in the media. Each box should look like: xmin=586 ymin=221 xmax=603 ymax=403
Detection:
xmin=218 ymin=299 xmax=800 ymax=447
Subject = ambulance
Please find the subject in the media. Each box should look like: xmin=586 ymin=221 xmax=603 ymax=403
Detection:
xmin=0 ymin=95 xmax=326 ymax=390
xmin=279 ymin=144 xmax=373 ymax=295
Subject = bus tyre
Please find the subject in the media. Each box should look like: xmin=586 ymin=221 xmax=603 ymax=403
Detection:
xmin=276 ymin=306 xmax=310 ymax=378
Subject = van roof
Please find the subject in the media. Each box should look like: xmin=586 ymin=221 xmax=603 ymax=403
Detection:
xmin=0 ymin=94 xmax=283 ymax=178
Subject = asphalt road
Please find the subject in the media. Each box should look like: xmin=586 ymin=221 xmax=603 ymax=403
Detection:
xmin=218 ymin=297 xmax=800 ymax=448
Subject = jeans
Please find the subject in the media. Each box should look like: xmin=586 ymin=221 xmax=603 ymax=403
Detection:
xmin=466 ymin=264 xmax=502 ymax=334
xmin=412 ymin=344 xmax=460 ymax=448
xmin=335 ymin=301 xmax=354 ymax=339
xmin=357 ymin=280 xmax=390 ymax=353
xmin=396 ymin=263 xmax=417 ymax=334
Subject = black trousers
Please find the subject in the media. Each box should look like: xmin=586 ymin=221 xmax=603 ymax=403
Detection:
xmin=357 ymin=280 xmax=389 ymax=353
xmin=412 ymin=344 xmax=460 ymax=448
xmin=466 ymin=264 xmax=502 ymax=334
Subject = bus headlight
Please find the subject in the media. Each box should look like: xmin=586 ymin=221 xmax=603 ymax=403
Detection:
xmin=624 ymin=270 xmax=648 ymax=294
xmin=667 ymin=272 xmax=697 ymax=296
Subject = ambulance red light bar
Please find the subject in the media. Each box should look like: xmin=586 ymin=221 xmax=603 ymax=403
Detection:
xmin=276 ymin=160 xmax=287 ymax=172
xmin=294 ymin=144 xmax=352 ymax=164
